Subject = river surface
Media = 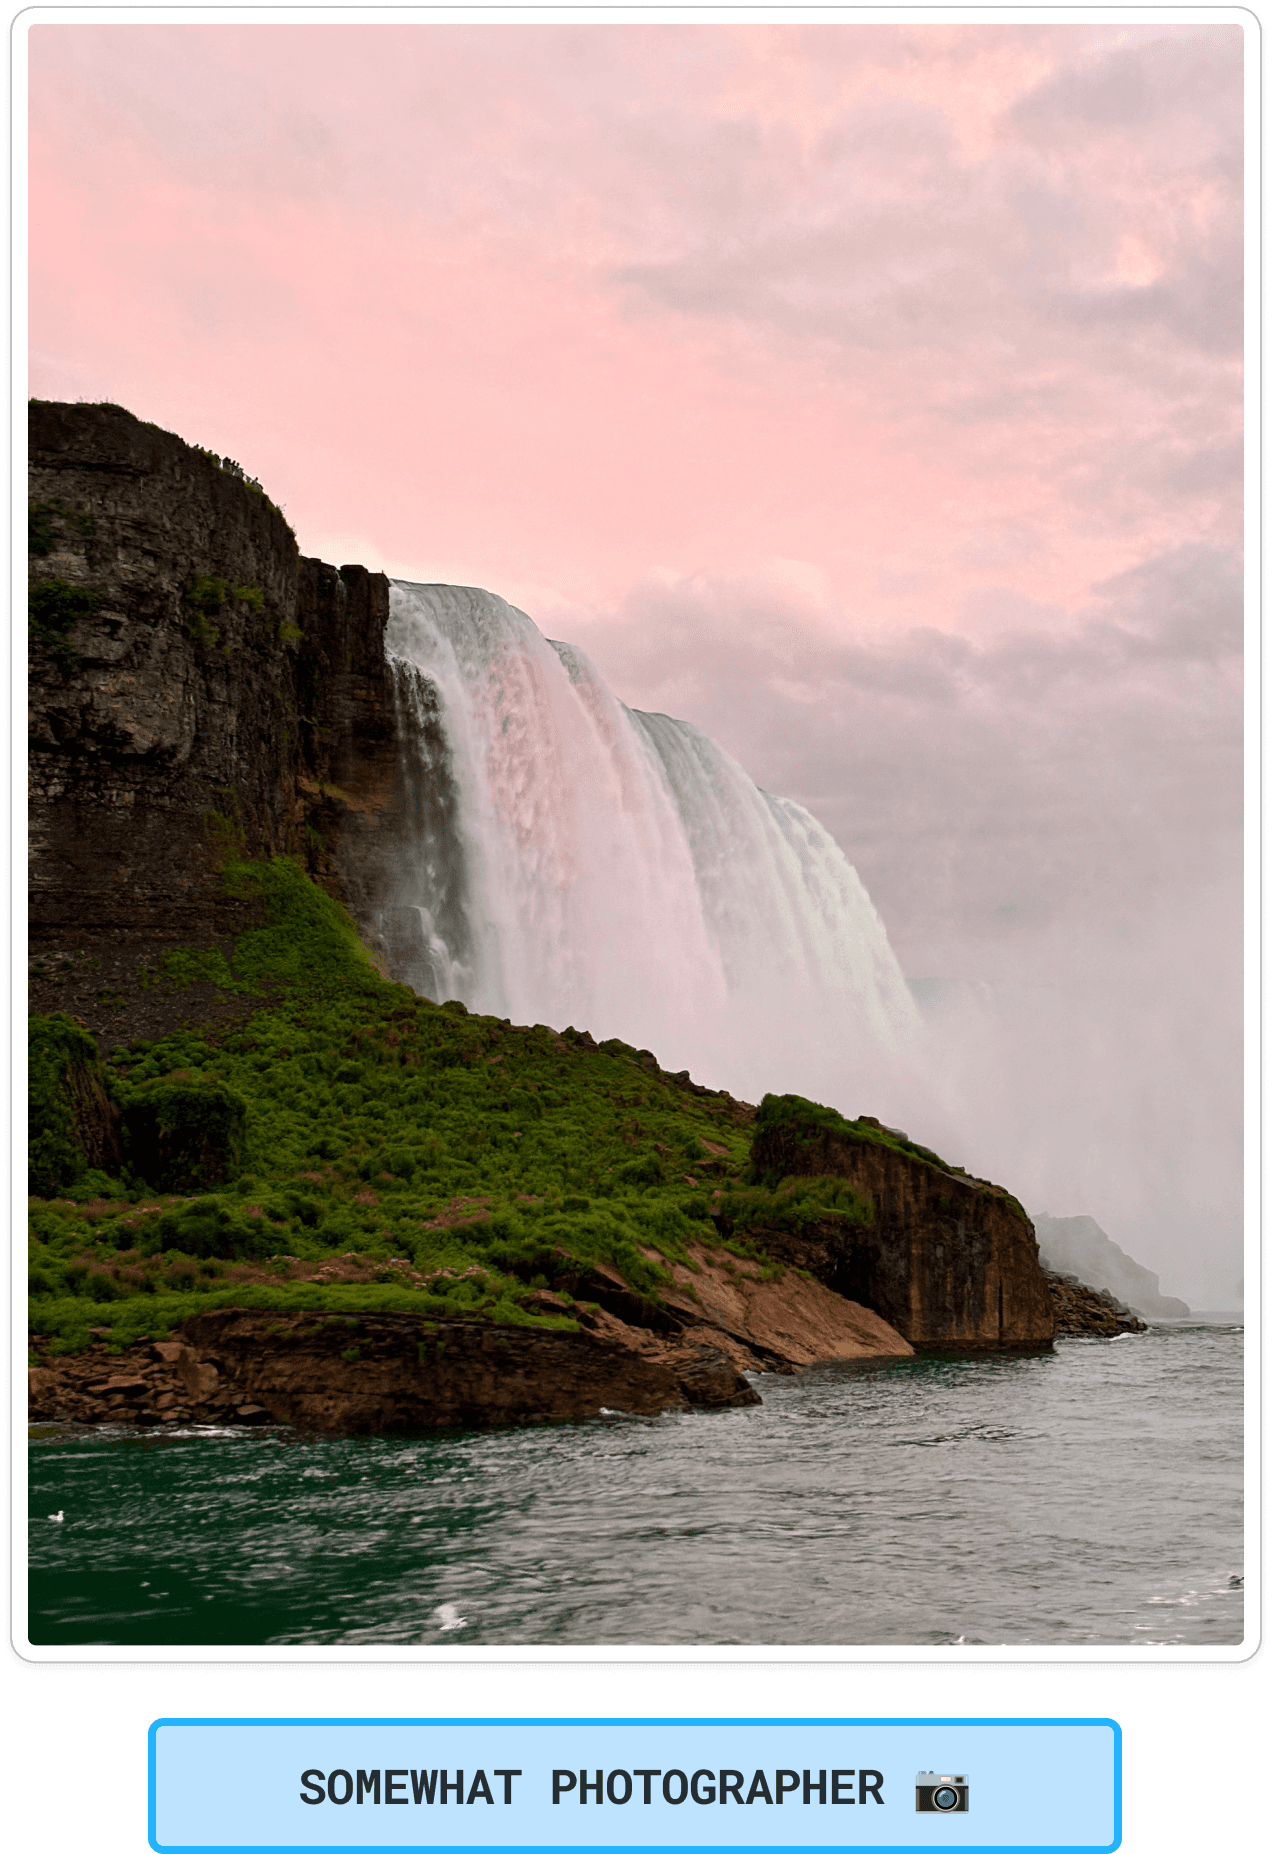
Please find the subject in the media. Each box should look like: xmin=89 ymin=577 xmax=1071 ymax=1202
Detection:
xmin=28 ymin=1320 xmax=1243 ymax=1648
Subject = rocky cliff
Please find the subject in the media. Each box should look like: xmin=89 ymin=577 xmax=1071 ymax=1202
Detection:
xmin=27 ymin=400 xmax=415 ymax=1043
xmin=743 ymin=1099 xmax=1056 ymax=1349
xmin=28 ymin=400 xmax=1054 ymax=1418
xmin=1033 ymin=1212 xmax=1189 ymax=1318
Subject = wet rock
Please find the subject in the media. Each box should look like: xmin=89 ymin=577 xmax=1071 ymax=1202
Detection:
xmin=1035 ymin=1212 xmax=1190 ymax=1318
xmin=158 ymin=1309 xmax=695 ymax=1433
xmin=1044 ymin=1270 xmax=1148 ymax=1335
xmin=175 ymin=1356 xmax=220 ymax=1401
xmin=673 ymin=1345 xmax=761 ymax=1409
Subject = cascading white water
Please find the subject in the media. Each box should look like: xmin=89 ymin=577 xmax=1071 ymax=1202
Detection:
xmin=382 ymin=580 xmax=920 ymax=1109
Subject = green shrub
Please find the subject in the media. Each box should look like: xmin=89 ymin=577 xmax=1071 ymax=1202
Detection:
xmin=138 ymin=1199 xmax=271 ymax=1262
xmin=28 ymin=1014 xmax=120 ymax=1194
xmin=161 ymin=947 xmax=246 ymax=993
xmin=121 ymin=1073 xmax=247 ymax=1192
xmin=718 ymin=1176 xmax=873 ymax=1237
xmin=29 ymin=578 xmax=104 ymax=665
xmin=616 ymin=1155 xmax=662 ymax=1186
xmin=753 ymin=1092 xmax=853 ymax=1138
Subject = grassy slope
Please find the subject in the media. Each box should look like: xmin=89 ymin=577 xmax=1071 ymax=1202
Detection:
xmin=29 ymin=860 xmax=1014 ymax=1362
xmin=28 ymin=859 xmax=788 ymax=1357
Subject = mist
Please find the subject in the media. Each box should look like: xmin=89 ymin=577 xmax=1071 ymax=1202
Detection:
xmin=548 ymin=545 xmax=1243 ymax=1309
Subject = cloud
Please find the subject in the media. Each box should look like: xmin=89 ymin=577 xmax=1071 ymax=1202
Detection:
xmin=553 ymin=542 xmax=1241 ymax=963
xmin=29 ymin=22 xmax=1242 ymax=624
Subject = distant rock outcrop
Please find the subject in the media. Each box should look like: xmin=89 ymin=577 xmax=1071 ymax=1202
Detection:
xmin=1033 ymin=1213 xmax=1189 ymax=1318
xmin=744 ymin=1096 xmax=1056 ymax=1350
xmin=1044 ymin=1270 xmax=1148 ymax=1336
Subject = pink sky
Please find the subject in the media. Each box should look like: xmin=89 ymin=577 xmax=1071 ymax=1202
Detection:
xmin=26 ymin=21 xmax=1245 ymax=1297
xmin=29 ymin=22 xmax=1241 ymax=633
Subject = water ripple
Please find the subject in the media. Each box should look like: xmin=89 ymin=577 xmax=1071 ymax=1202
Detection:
xmin=28 ymin=1323 xmax=1242 ymax=1647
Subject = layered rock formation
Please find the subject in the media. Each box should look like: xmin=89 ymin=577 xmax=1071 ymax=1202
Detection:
xmin=744 ymin=1101 xmax=1056 ymax=1349
xmin=27 ymin=1312 xmax=758 ymax=1433
xmin=27 ymin=400 xmax=408 ymax=1041
xmin=506 ymin=1241 xmax=914 ymax=1376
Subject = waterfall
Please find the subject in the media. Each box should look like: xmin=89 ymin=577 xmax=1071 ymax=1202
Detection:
xmin=380 ymin=580 xmax=920 ymax=1108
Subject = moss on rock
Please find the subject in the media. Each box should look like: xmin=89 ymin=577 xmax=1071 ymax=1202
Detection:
xmin=28 ymin=1013 xmax=122 ymax=1193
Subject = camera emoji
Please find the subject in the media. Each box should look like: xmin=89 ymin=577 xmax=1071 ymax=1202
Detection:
xmin=916 ymin=1772 xmax=969 ymax=1813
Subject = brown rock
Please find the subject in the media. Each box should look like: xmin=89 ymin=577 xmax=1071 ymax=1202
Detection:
xmin=175 ymin=1357 xmax=221 ymax=1402
xmin=519 ymin=1289 xmax=572 ymax=1316
xmin=172 ymin=1308 xmax=694 ymax=1432
xmin=1045 ymin=1270 xmax=1148 ymax=1336
xmin=663 ymin=1244 xmax=914 ymax=1369
xmin=746 ymin=1113 xmax=1055 ymax=1349
xmin=232 ymin=1405 xmax=273 ymax=1425
xmin=673 ymin=1345 xmax=761 ymax=1408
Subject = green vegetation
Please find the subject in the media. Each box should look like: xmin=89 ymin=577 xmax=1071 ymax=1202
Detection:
xmin=28 ymin=1015 xmax=112 ymax=1197
xmin=122 ymin=1072 xmax=248 ymax=1194
xmin=717 ymin=1174 xmax=873 ymax=1238
xmin=183 ymin=576 xmax=269 ymax=654
xmin=28 ymin=858 xmax=760 ymax=1357
xmin=28 ymin=497 xmax=96 ymax=557
xmin=751 ymin=1090 xmax=1030 ymax=1222
xmin=28 ymin=578 xmax=104 ymax=666
xmin=161 ymin=947 xmax=243 ymax=992
xmin=753 ymin=1090 xmax=951 ymax=1172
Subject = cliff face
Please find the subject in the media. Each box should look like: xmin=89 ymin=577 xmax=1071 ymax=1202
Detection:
xmin=27 ymin=400 xmax=411 ymax=1038
xmin=31 ymin=401 xmax=306 ymax=934
xmin=1034 ymin=1212 xmax=1189 ymax=1318
xmin=747 ymin=1110 xmax=1056 ymax=1350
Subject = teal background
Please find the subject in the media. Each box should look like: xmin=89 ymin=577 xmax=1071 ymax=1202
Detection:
xmin=7 ymin=3 xmax=1268 ymax=1854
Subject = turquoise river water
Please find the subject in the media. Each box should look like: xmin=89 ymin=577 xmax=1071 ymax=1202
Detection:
xmin=28 ymin=1319 xmax=1242 ymax=1648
